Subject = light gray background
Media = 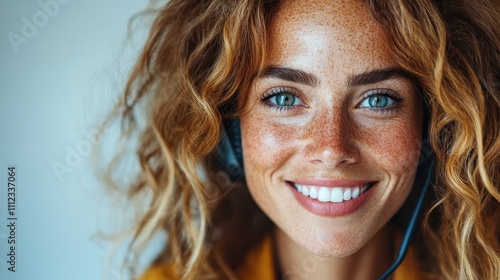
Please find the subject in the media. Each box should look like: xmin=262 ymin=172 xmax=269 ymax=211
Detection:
xmin=0 ymin=1 xmax=161 ymax=279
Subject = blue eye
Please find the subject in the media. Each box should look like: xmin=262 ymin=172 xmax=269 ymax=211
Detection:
xmin=359 ymin=92 xmax=400 ymax=109
xmin=272 ymin=92 xmax=298 ymax=106
xmin=262 ymin=88 xmax=304 ymax=110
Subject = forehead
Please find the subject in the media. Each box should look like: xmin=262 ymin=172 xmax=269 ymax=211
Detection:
xmin=267 ymin=0 xmax=394 ymax=73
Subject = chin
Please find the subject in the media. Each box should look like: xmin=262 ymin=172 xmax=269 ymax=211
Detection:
xmin=301 ymin=239 xmax=363 ymax=258
xmin=289 ymin=226 xmax=368 ymax=258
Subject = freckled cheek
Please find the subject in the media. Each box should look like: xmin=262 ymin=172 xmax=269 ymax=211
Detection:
xmin=362 ymin=126 xmax=422 ymax=174
xmin=241 ymin=119 xmax=297 ymax=170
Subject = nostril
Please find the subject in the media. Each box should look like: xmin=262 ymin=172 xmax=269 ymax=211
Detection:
xmin=306 ymin=144 xmax=359 ymax=169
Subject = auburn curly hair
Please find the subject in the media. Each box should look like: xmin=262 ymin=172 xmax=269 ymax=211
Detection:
xmin=97 ymin=0 xmax=500 ymax=279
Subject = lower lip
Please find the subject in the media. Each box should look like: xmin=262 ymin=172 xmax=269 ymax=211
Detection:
xmin=288 ymin=182 xmax=376 ymax=217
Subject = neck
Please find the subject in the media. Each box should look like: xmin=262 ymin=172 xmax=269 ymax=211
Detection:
xmin=273 ymin=225 xmax=394 ymax=280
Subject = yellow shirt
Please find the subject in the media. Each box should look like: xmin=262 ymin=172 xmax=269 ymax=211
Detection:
xmin=141 ymin=235 xmax=422 ymax=280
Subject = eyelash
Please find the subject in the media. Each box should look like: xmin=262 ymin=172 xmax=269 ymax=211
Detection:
xmin=260 ymin=87 xmax=403 ymax=113
xmin=260 ymin=87 xmax=304 ymax=112
xmin=358 ymin=89 xmax=403 ymax=115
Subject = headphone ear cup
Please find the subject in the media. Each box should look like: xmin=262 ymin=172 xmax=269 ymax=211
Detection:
xmin=216 ymin=118 xmax=245 ymax=181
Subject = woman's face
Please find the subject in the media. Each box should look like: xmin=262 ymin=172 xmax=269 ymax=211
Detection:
xmin=240 ymin=0 xmax=423 ymax=257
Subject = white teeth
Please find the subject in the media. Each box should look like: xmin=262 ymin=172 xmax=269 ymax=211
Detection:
xmin=352 ymin=187 xmax=360 ymax=199
xmin=318 ymin=187 xmax=331 ymax=202
xmin=343 ymin=188 xmax=352 ymax=201
xmin=309 ymin=186 xmax=318 ymax=199
xmin=330 ymin=188 xmax=343 ymax=202
xmin=302 ymin=186 xmax=309 ymax=196
xmin=293 ymin=183 xmax=371 ymax=203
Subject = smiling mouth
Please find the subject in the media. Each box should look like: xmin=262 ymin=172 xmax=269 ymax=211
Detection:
xmin=291 ymin=182 xmax=376 ymax=203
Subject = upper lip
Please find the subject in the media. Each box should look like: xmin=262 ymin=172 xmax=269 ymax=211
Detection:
xmin=289 ymin=179 xmax=374 ymax=188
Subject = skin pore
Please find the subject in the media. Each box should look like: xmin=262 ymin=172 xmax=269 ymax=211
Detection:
xmin=239 ymin=0 xmax=424 ymax=279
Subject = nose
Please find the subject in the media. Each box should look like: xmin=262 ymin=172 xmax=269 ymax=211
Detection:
xmin=303 ymin=107 xmax=359 ymax=169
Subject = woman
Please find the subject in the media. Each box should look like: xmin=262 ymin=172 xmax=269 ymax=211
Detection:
xmin=99 ymin=0 xmax=500 ymax=279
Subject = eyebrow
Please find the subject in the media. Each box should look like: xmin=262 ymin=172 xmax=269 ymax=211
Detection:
xmin=260 ymin=66 xmax=412 ymax=87
xmin=347 ymin=67 xmax=412 ymax=86
xmin=261 ymin=66 xmax=319 ymax=87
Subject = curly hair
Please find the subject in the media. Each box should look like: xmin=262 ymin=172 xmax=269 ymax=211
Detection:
xmin=98 ymin=0 xmax=500 ymax=279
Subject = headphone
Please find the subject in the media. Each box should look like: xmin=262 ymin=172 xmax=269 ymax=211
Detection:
xmin=215 ymin=117 xmax=434 ymax=280
xmin=215 ymin=118 xmax=245 ymax=182
xmin=376 ymin=119 xmax=434 ymax=280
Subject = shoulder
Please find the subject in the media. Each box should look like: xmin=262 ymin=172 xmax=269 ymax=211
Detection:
xmin=393 ymin=245 xmax=424 ymax=280
xmin=139 ymin=235 xmax=276 ymax=280
xmin=140 ymin=264 xmax=177 ymax=280
xmin=140 ymin=233 xmax=424 ymax=280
